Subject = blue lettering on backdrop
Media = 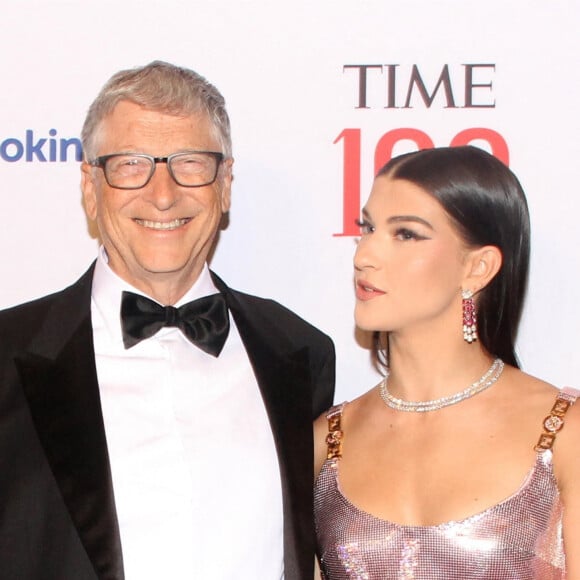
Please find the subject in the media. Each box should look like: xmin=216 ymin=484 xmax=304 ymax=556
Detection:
xmin=0 ymin=138 xmax=24 ymax=161
xmin=0 ymin=129 xmax=82 ymax=162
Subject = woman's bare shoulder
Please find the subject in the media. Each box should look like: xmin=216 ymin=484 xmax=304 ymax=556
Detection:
xmin=506 ymin=366 xmax=579 ymax=471
xmin=500 ymin=365 xmax=563 ymax=410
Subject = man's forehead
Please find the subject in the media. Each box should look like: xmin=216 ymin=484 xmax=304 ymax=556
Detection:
xmin=95 ymin=102 xmax=217 ymax=151
xmin=105 ymin=100 xmax=207 ymax=125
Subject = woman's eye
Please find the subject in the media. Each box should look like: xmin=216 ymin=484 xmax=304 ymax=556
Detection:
xmin=355 ymin=219 xmax=374 ymax=235
xmin=394 ymin=228 xmax=421 ymax=241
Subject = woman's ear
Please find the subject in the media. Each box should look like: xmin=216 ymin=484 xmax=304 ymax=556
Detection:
xmin=462 ymin=245 xmax=503 ymax=294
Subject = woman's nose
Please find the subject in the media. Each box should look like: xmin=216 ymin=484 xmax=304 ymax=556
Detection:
xmin=354 ymin=236 xmax=378 ymax=272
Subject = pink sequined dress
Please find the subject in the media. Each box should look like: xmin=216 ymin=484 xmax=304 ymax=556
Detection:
xmin=314 ymin=388 xmax=578 ymax=580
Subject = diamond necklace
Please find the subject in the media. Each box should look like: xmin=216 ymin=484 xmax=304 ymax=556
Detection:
xmin=379 ymin=358 xmax=504 ymax=412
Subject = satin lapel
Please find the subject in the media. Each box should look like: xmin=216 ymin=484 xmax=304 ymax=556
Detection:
xmin=15 ymin=266 xmax=124 ymax=580
xmin=212 ymin=274 xmax=314 ymax=580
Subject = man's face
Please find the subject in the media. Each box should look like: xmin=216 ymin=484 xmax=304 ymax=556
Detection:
xmin=81 ymin=100 xmax=232 ymax=300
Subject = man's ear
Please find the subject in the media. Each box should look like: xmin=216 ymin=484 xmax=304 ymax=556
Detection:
xmin=219 ymin=157 xmax=233 ymax=213
xmin=81 ymin=162 xmax=98 ymax=220
xmin=462 ymin=245 xmax=503 ymax=295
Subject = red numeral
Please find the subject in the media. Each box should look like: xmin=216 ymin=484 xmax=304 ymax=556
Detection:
xmin=450 ymin=128 xmax=509 ymax=165
xmin=335 ymin=127 xmax=510 ymax=236
xmin=374 ymin=128 xmax=434 ymax=175
xmin=333 ymin=129 xmax=361 ymax=237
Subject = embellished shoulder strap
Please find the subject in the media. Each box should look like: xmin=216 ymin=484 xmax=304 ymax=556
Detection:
xmin=534 ymin=387 xmax=580 ymax=452
xmin=325 ymin=403 xmax=346 ymax=460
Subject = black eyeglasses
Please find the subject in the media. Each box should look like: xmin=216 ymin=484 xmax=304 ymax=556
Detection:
xmin=89 ymin=151 xmax=224 ymax=189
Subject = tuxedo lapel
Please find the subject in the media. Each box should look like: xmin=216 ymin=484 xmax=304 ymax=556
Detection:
xmin=212 ymin=273 xmax=315 ymax=580
xmin=15 ymin=267 xmax=124 ymax=580
xmin=236 ymin=333 xmax=313 ymax=580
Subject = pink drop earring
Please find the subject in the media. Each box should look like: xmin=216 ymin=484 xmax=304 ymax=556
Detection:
xmin=462 ymin=289 xmax=477 ymax=343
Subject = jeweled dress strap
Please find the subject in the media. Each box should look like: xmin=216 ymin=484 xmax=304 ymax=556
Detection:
xmin=534 ymin=387 xmax=579 ymax=452
xmin=325 ymin=404 xmax=345 ymax=460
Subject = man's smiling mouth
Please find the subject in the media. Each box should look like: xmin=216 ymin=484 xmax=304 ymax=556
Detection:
xmin=134 ymin=218 xmax=191 ymax=231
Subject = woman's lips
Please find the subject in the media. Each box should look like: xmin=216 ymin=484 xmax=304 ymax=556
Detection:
xmin=355 ymin=280 xmax=386 ymax=301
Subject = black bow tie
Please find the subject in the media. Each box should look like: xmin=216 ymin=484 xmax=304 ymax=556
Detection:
xmin=120 ymin=291 xmax=230 ymax=356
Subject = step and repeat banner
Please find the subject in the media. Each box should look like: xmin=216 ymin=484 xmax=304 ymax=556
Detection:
xmin=0 ymin=0 xmax=578 ymax=400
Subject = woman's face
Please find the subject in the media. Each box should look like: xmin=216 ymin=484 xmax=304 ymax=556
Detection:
xmin=354 ymin=176 xmax=471 ymax=334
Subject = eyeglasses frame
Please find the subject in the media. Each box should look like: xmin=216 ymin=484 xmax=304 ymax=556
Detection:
xmin=88 ymin=150 xmax=225 ymax=190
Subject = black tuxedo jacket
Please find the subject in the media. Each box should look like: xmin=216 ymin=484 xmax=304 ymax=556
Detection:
xmin=0 ymin=265 xmax=335 ymax=580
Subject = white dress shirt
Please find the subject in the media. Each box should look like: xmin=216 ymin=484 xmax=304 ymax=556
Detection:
xmin=91 ymin=248 xmax=284 ymax=579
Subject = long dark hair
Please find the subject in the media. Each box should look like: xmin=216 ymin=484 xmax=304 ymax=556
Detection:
xmin=372 ymin=146 xmax=530 ymax=369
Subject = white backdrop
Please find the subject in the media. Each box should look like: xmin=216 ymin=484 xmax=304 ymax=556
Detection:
xmin=0 ymin=0 xmax=578 ymax=402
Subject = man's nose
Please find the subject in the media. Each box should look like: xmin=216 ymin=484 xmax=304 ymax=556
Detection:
xmin=143 ymin=162 xmax=180 ymax=209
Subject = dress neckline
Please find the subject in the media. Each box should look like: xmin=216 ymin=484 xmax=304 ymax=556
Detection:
xmin=327 ymin=450 xmax=555 ymax=530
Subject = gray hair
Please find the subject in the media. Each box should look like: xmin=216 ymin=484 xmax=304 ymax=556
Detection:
xmin=81 ymin=60 xmax=232 ymax=159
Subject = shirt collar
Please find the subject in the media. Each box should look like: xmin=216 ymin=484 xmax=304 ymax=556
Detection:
xmin=91 ymin=245 xmax=219 ymax=344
